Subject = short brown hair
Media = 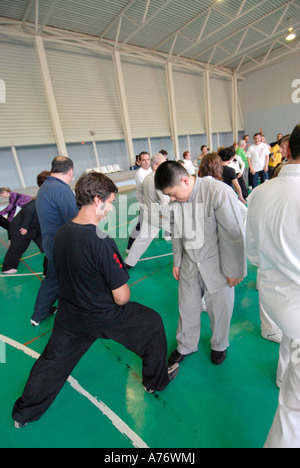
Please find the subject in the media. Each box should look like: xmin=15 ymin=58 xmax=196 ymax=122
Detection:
xmin=0 ymin=187 xmax=11 ymax=194
xmin=198 ymin=153 xmax=223 ymax=181
xmin=75 ymin=172 xmax=118 ymax=209
xmin=37 ymin=171 xmax=51 ymax=187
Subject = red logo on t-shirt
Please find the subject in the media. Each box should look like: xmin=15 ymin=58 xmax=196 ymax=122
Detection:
xmin=113 ymin=254 xmax=123 ymax=269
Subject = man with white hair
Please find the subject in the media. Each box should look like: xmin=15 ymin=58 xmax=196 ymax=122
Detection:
xmin=125 ymin=153 xmax=170 ymax=268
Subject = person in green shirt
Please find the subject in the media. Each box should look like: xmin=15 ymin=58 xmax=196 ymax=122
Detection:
xmin=236 ymin=140 xmax=249 ymax=188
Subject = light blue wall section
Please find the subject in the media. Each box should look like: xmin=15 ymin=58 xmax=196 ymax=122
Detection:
xmin=244 ymin=55 xmax=300 ymax=143
xmin=245 ymin=102 xmax=300 ymax=143
xmin=17 ymin=144 xmax=58 ymax=187
xmin=96 ymin=140 xmax=128 ymax=170
xmin=0 ymin=147 xmax=21 ymax=188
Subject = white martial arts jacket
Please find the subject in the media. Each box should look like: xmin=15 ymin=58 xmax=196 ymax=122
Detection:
xmin=247 ymin=164 xmax=300 ymax=340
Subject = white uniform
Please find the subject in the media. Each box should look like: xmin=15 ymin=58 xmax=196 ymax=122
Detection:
xmin=125 ymin=172 xmax=170 ymax=267
xmin=183 ymin=159 xmax=196 ymax=176
xmin=247 ymin=164 xmax=300 ymax=448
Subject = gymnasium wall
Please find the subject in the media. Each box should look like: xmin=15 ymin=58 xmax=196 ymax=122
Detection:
xmin=244 ymin=54 xmax=300 ymax=143
xmin=0 ymin=34 xmax=244 ymax=189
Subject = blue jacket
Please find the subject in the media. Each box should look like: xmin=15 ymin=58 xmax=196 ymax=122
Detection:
xmin=36 ymin=176 xmax=78 ymax=259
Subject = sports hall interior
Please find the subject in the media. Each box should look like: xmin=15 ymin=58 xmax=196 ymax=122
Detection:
xmin=0 ymin=0 xmax=300 ymax=449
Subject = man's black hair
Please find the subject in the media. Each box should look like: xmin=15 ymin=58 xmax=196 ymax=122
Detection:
xmin=155 ymin=161 xmax=188 ymax=192
xmin=51 ymin=156 xmax=74 ymax=174
xmin=289 ymin=124 xmax=300 ymax=160
xmin=75 ymin=171 xmax=118 ymax=209
xmin=218 ymin=146 xmax=235 ymax=162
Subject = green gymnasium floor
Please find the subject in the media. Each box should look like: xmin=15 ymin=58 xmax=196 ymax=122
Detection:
xmin=0 ymin=190 xmax=279 ymax=448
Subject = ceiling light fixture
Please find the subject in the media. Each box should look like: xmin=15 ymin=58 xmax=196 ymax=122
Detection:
xmin=286 ymin=27 xmax=296 ymax=42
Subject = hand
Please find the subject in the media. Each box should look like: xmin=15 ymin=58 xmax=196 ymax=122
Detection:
xmin=173 ymin=266 xmax=180 ymax=281
xmin=19 ymin=228 xmax=28 ymax=236
xmin=226 ymin=277 xmax=243 ymax=288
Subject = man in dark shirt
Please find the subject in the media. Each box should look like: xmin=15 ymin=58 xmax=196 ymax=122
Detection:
xmin=31 ymin=157 xmax=78 ymax=326
xmin=13 ymin=172 xmax=179 ymax=428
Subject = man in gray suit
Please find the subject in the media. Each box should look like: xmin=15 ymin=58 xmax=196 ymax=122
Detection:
xmin=155 ymin=161 xmax=247 ymax=365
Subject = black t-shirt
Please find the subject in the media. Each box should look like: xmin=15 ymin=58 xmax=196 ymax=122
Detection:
xmin=222 ymin=166 xmax=237 ymax=187
xmin=53 ymin=221 xmax=130 ymax=334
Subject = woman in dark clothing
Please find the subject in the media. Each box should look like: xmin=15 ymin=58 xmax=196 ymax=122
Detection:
xmin=2 ymin=172 xmax=50 ymax=275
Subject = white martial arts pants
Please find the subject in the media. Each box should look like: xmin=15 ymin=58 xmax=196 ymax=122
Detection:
xmin=125 ymin=212 xmax=170 ymax=268
xmin=265 ymin=338 xmax=300 ymax=448
xmin=177 ymin=255 xmax=235 ymax=355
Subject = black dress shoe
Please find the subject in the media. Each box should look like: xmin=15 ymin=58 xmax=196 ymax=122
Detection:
xmin=168 ymin=349 xmax=188 ymax=366
xmin=211 ymin=350 xmax=227 ymax=365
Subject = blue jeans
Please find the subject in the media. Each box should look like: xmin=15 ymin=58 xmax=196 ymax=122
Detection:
xmin=253 ymin=170 xmax=269 ymax=188
xmin=32 ymin=257 xmax=58 ymax=323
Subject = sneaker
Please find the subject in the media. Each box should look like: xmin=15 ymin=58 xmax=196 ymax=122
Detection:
xmin=168 ymin=362 xmax=179 ymax=382
xmin=14 ymin=421 xmax=27 ymax=429
xmin=2 ymin=269 xmax=18 ymax=275
xmin=31 ymin=306 xmax=57 ymax=327
xmin=30 ymin=319 xmax=40 ymax=327
xmin=144 ymin=363 xmax=179 ymax=394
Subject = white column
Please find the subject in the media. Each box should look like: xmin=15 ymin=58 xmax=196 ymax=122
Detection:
xmin=34 ymin=36 xmax=68 ymax=157
xmin=204 ymin=70 xmax=212 ymax=151
xmin=166 ymin=62 xmax=180 ymax=160
xmin=232 ymin=74 xmax=239 ymax=143
xmin=113 ymin=51 xmax=135 ymax=166
xmin=11 ymin=146 xmax=26 ymax=189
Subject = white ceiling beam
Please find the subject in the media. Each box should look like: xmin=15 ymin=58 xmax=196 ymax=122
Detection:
xmin=180 ymin=0 xmax=272 ymax=59
xmin=22 ymin=0 xmax=34 ymax=23
xmin=119 ymin=0 xmax=173 ymax=47
xmin=218 ymin=19 xmax=300 ymax=68
xmin=0 ymin=17 xmax=238 ymax=79
xmin=239 ymin=42 xmax=300 ymax=75
xmin=197 ymin=9 xmax=212 ymax=43
xmin=38 ymin=0 xmax=59 ymax=35
xmin=153 ymin=3 xmax=217 ymax=51
xmin=98 ymin=0 xmax=137 ymax=39
xmin=191 ymin=0 xmax=296 ymax=61
xmin=142 ymin=0 xmax=151 ymax=24
xmin=236 ymin=0 xmax=247 ymax=18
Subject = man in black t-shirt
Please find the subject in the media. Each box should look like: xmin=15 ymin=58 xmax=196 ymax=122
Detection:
xmin=13 ymin=172 xmax=179 ymax=428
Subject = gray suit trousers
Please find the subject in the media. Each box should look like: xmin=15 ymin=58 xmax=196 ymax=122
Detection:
xmin=177 ymin=255 xmax=235 ymax=354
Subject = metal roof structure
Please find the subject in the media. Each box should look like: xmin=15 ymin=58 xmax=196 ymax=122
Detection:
xmin=0 ymin=0 xmax=300 ymax=76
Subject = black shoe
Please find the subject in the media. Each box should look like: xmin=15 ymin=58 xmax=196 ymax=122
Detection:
xmin=168 ymin=349 xmax=188 ymax=366
xmin=211 ymin=350 xmax=227 ymax=365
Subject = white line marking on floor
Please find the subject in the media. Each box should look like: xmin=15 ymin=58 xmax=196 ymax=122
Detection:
xmin=0 ymin=273 xmax=44 ymax=277
xmin=139 ymin=253 xmax=173 ymax=262
xmin=0 ymin=334 xmax=149 ymax=449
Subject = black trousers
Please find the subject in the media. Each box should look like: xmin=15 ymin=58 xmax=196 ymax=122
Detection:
xmin=12 ymin=302 xmax=169 ymax=425
xmin=0 ymin=215 xmax=10 ymax=239
xmin=2 ymin=233 xmax=45 ymax=272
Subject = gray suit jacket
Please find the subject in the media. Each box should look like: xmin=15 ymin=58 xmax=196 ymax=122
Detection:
xmin=171 ymin=177 xmax=247 ymax=294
